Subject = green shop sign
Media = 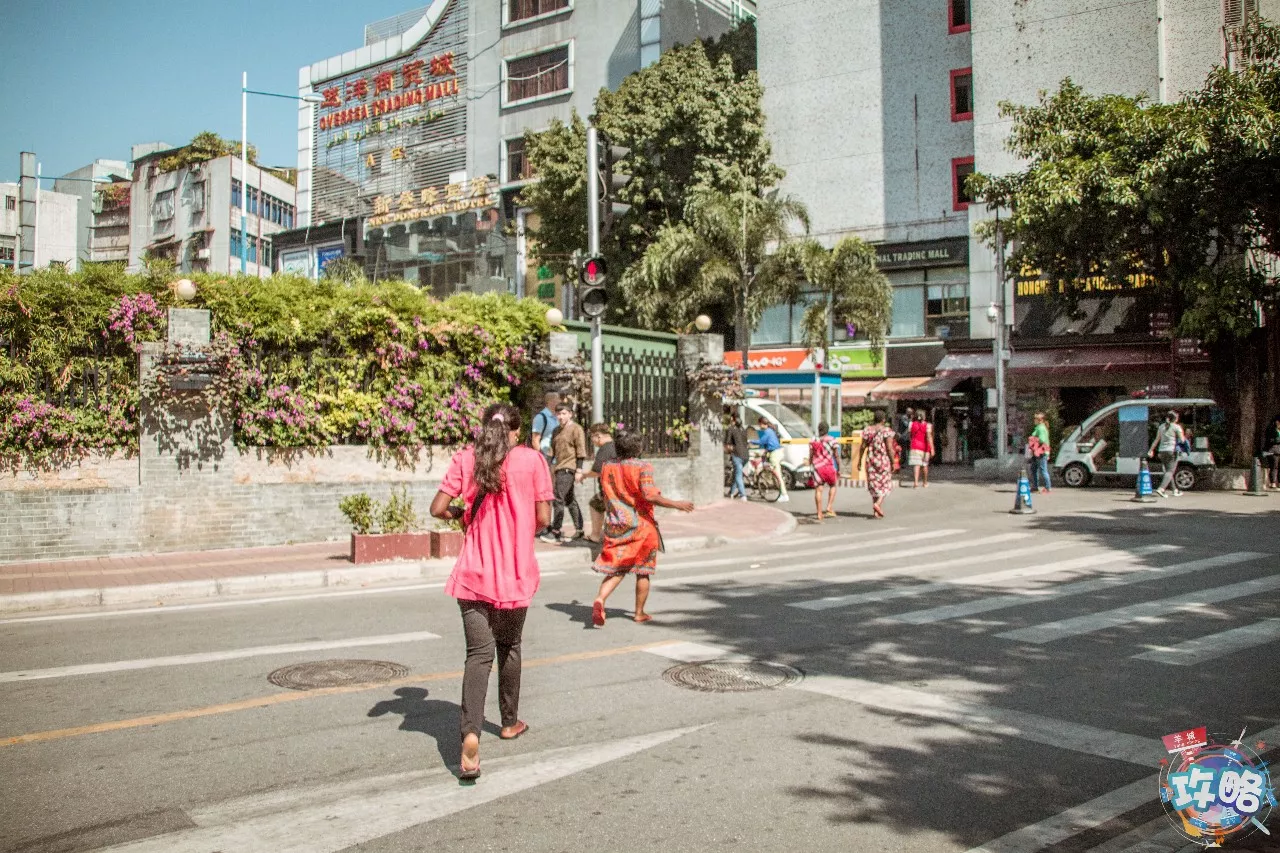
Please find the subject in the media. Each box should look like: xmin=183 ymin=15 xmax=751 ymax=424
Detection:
xmin=828 ymin=345 xmax=886 ymax=379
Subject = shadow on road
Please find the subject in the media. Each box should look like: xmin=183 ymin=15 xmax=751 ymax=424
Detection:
xmin=367 ymin=687 xmax=499 ymax=769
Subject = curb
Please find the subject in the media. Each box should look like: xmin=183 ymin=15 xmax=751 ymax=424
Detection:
xmin=0 ymin=508 xmax=797 ymax=615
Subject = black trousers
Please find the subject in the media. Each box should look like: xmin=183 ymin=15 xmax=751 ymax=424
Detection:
xmin=458 ymin=600 xmax=528 ymax=739
xmin=551 ymin=469 xmax=583 ymax=535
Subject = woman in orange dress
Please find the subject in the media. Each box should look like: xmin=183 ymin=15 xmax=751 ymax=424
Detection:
xmin=591 ymin=430 xmax=693 ymax=626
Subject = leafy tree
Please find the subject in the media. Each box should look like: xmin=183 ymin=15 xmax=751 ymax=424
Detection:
xmin=704 ymin=17 xmax=757 ymax=79
xmin=618 ymin=186 xmax=808 ymax=355
xmin=772 ymin=236 xmax=893 ymax=358
xmin=519 ymin=40 xmax=782 ymax=325
xmin=969 ymin=22 xmax=1280 ymax=460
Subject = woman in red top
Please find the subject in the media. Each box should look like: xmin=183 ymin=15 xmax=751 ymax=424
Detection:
xmin=591 ymin=430 xmax=693 ymax=627
xmin=809 ymin=420 xmax=839 ymax=521
xmin=430 ymin=403 xmax=553 ymax=782
xmin=908 ymin=409 xmax=934 ymax=488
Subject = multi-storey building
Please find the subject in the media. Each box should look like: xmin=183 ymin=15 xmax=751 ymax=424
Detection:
xmin=52 ymin=160 xmax=132 ymax=265
xmin=0 ymin=182 xmax=79 ymax=272
xmin=278 ymin=0 xmax=754 ymax=305
xmin=127 ymin=144 xmax=296 ymax=276
xmin=759 ymin=0 xmax=1236 ymax=457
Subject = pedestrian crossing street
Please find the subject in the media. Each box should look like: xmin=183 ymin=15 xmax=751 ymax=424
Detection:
xmin=643 ymin=526 xmax=1278 ymax=668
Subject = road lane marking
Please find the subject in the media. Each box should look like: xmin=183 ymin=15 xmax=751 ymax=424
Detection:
xmin=999 ymin=574 xmax=1280 ymax=644
xmin=889 ymin=553 xmax=1268 ymax=625
xmin=643 ymin=644 xmax=1159 ymax=765
xmin=657 ymin=532 xmax=1019 ymax=588
xmin=1132 ymin=618 xmax=1280 ymax=665
xmin=0 ymin=573 xmax=559 ymax=625
xmin=788 ymin=541 xmax=1145 ymax=611
xmin=0 ymin=632 xmax=444 ymax=683
xmin=957 ymin=545 xmax=1180 ymax=586
xmin=964 ymin=776 xmax=1160 ymax=853
xmin=91 ymin=725 xmax=707 ymax=853
xmin=967 ymin=725 xmax=1280 ymax=853
xmin=0 ymin=641 xmax=676 ymax=749
xmin=654 ymin=528 xmax=956 ymax=573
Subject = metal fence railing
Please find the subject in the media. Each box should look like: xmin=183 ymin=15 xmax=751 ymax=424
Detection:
xmin=589 ymin=346 xmax=689 ymax=456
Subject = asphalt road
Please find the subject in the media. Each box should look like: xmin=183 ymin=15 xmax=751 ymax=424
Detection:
xmin=2 ymin=482 xmax=1278 ymax=853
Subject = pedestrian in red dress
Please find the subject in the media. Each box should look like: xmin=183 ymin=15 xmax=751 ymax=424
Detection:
xmin=590 ymin=430 xmax=693 ymax=626
xmin=809 ymin=421 xmax=839 ymax=521
xmin=430 ymin=403 xmax=553 ymax=781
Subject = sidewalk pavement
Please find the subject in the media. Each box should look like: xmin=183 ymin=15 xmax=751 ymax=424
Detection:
xmin=0 ymin=500 xmax=796 ymax=614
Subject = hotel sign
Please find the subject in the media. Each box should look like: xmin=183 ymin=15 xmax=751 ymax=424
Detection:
xmin=367 ymin=177 xmax=498 ymax=227
xmin=874 ymin=237 xmax=968 ymax=270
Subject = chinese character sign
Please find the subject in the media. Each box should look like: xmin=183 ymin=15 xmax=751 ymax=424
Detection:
xmin=367 ymin=177 xmax=499 ymax=227
xmin=1158 ymin=728 xmax=1275 ymax=845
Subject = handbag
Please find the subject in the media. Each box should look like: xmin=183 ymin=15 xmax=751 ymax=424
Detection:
xmin=888 ymin=432 xmax=902 ymax=472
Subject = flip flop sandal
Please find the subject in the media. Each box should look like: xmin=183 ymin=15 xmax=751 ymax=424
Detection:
xmin=458 ymin=758 xmax=481 ymax=781
xmin=500 ymin=720 xmax=529 ymax=740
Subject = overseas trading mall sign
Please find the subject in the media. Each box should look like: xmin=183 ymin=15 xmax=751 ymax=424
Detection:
xmin=309 ymin=0 xmax=471 ymax=224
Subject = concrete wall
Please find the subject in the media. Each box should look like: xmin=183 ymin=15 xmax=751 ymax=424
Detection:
xmin=759 ymin=0 xmax=971 ymax=246
xmin=0 ymin=185 xmax=79 ymax=271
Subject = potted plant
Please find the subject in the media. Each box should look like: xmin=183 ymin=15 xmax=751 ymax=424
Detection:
xmin=340 ymin=487 xmax=433 ymax=564
xmin=431 ymin=499 xmax=466 ymax=559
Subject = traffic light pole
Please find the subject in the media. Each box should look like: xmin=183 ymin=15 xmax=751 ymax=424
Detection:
xmin=586 ymin=125 xmax=604 ymax=425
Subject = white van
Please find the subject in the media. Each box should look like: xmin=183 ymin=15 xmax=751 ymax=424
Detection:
xmin=728 ymin=398 xmax=815 ymax=490
xmin=1054 ymin=398 xmax=1218 ymax=491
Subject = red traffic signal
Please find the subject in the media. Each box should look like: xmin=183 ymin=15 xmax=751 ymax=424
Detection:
xmin=580 ymin=256 xmax=606 ymax=287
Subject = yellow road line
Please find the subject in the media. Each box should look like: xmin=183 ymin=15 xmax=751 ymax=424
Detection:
xmin=0 ymin=640 xmax=676 ymax=749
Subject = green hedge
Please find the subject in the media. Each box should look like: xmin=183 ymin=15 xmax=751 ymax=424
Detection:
xmin=0 ymin=265 xmax=548 ymax=470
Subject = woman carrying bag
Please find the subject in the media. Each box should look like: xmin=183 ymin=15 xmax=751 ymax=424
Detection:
xmin=430 ymin=403 xmax=554 ymax=782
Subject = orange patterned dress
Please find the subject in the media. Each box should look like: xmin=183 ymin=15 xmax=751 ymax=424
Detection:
xmin=593 ymin=458 xmax=662 ymax=576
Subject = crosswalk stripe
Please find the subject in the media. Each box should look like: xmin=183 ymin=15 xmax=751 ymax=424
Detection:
xmin=788 ymin=542 xmax=1087 ymax=611
xmin=822 ymin=538 xmax=1066 ymax=584
xmin=957 ymin=545 xmax=1180 ymax=586
xmin=660 ymin=532 xmax=1016 ymax=588
xmin=889 ymin=552 xmax=1268 ymax=625
xmin=1132 ymin=617 xmax=1280 ymax=665
xmin=653 ymin=528 xmax=958 ymax=574
xmin=643 ymin=642 xmax=1158 ymax=764
xmin=0 ymin=631 xmax=442 ymax=683
xmin=964 ymin=776 xmax=1160 ymax=853
xmin=92 ymin=725 xmax=706 ymax=852
xmin=999 ymin=573 xmax=1280 ymax=644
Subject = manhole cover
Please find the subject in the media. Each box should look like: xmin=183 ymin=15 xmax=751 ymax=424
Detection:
xmin=662 ymin=660 xmax=804 ymax=693
xmin=267 ymin=659 xmax=409 ymax=691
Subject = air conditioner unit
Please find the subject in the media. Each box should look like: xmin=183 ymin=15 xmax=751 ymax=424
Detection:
xmin=196 ymin=248 xmax=210 ymax=260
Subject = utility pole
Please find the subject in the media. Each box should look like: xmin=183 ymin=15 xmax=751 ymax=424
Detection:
xmin=241 ymin=72 xmax=249 ymax=275
xmin=994 ymin=213 xmax=1009 ymax=461
xmin=586 ymin=124 xmax=604 ymax=424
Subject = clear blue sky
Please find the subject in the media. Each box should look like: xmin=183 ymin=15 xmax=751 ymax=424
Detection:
xmin=0 ymin=0 xmax=422 ymax=183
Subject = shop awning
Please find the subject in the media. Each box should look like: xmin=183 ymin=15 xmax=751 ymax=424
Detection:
xmin=937 ymin=347 xmax=1170 ymax=378
xmin=870 ymin=376 xmax=961 ymax=400
xmin=144 ymin=234 xmax=181 ymax=251
xmin=841 ymin=380 xmax=882 ymax=404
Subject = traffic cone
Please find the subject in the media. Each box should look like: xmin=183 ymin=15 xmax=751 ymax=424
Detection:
xmin=1011 ymin=473 xmax=1036 ymax=514
xmin=1244 ymin=456 xmax=1269 ymax=497
xmin=1132 ymin=458 xmax=1157 ymax=503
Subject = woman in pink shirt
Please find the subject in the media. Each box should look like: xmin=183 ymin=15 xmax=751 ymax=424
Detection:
xmin=430 ymin=403 xmax=553 ymax=782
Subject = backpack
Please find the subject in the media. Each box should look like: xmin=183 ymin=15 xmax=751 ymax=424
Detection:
xmin=533 ymin=410 xmax=554 ymax=454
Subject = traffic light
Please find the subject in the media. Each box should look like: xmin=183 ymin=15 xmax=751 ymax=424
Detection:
xmin=599 ymin=138 xmax=632 ymax=240
xmin=578 ymin=255 xmax=607 ymax=319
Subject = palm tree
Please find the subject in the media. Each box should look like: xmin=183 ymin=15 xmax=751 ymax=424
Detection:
xmin=771 ymin=236 xmax=893 ymax=362
xmin=617 ymin=186 xmax=809 ymax=362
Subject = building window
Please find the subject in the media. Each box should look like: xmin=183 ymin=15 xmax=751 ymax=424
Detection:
xmin=508 ymin=0 xmax=569 ymax=24
xmin=231 ymin=179 xmax=242 ymax=209
xmin=506 ymin=137 xmax=534 ymax=182
xmin=0 ymin=246 xmax=15 ymax=262
xmin=952 ymin=156 xmax=976 ymax=210
xmin=891 ymin=285 xmax=926 ymax=338
xmin=951 ymin=69 xmax=973 ymax=121
xmin=247 ymin=187 xmax=259 ymax=217
xmin=262 ymin=240 xmax=272 ymax=269
xmin=949 ymin=0 xmax=971 ymax=33
xmin=927 ymin=281 xmax=970 ymax=338
xmin=248 ymin=235 xmax=258 ymax=264
xmin=152 ymin=190 xmax=175 ymax=224
xmin=230 ymin=229 xmax=243 ymax=261
xmin=4 ymin=197 xmax=14 ymax=211
xmin=506 ymin=45 xmax=570 ymax=105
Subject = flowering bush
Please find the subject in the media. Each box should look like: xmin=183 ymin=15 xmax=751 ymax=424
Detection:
xmin=1 ymin=266 xmax=549 ymax=470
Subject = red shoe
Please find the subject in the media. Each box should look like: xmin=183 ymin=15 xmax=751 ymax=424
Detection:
xmin=592 ymin=600 xmax=606 ymax=627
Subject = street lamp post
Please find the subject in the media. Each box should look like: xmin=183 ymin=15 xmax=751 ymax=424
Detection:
xmin=987 ymin=214 xmax=1010 ymax=461
xmin=240 ymin=73 xmax=322 ymax=276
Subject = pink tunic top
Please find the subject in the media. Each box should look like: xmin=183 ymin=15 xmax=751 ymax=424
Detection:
xmin=440 ymin=445 xmax=554 ymax=609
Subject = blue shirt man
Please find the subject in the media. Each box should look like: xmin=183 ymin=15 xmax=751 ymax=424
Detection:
xmin=531 ymin=392 xmax=560 ymax=461
xmin=751 ymin=418 xmax=788 ymax=501
xmin=754 ymin=424 xmax=781 ymax=452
